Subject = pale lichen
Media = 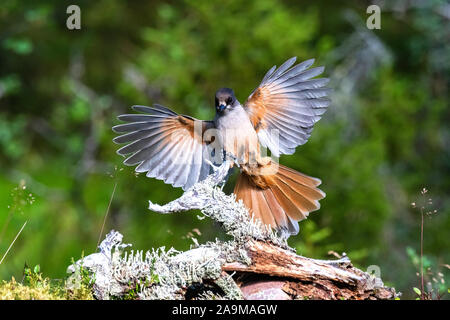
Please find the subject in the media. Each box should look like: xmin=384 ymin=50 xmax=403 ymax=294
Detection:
xmin=66 ymin=161 xmax=289 ymax=300
xmin=148 ymin=160 xmax=291 ymax=249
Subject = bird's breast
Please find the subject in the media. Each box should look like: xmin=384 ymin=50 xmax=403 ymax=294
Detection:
xmin=214 ymin=105 xmax=260 ymax=165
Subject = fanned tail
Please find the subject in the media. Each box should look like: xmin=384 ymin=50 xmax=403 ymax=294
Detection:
xmin=234 ymin=164 xmax=325 ymax=237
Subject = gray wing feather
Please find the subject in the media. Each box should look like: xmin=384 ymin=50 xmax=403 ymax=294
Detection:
xmin=113 ymin=104 xmax=214 ymax=190
xmin=260 ymin=65 xmax=277 ymax=85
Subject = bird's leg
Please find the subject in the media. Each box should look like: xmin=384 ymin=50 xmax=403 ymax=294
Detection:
xmin=203 ymin=152 xmax=239 ymax=189
xmin=217 ymin=166 xmax=237 ymax=190
xmin=224 ymin=151 xmax=239 ymax=167
xmin=214 ymin=152 xmax=239 ymax=189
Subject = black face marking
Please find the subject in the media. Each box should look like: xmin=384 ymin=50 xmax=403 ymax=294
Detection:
xmin=214 ymin=88 xmax=236 ymax=111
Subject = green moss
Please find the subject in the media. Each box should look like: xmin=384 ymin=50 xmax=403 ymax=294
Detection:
xmin=0 ymin=264 xmax=94 ymax=300
xmin=0 ymin=277 xmax=64 ymax=300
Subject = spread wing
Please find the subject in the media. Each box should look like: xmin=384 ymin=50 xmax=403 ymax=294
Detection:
xmin=244 ymin=57 xmax=331 ymax=157
xmin=113 ymin=105 xmax=215 ymax=190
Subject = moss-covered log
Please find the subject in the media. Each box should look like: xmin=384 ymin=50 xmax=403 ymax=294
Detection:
xmin=67 ymin=162 xmax=398 ymax=300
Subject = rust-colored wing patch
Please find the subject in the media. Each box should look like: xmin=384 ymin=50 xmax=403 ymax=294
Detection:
xmin=244 ymin=57 xmax=331 ymax=157
xmin=113 ymin=105 xmax=215 ymax=190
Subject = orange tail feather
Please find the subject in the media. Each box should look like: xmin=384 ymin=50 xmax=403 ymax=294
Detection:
xmin=234 ymin=164 xmax=325 ymax=236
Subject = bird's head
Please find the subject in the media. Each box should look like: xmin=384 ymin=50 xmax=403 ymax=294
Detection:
xmin=215 ymin=88 xmax=236 ymax=113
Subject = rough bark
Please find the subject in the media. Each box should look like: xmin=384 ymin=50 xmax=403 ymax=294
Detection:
xmin=223 ymin=240 xmax=396 ymax=300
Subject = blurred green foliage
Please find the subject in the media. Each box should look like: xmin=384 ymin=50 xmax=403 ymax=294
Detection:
xmin=0 ymin=0 xmax=448 ymax=299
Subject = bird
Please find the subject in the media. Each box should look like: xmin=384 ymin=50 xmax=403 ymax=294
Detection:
xmin=112 ymin=57 xmax=330 ymax=237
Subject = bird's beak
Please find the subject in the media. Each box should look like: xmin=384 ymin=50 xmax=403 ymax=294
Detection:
xmin=217 ymin=103 xmax=227 ymax=112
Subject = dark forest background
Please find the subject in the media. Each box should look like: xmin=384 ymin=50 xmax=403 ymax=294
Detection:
xmin=0 ymin=0 xmax=448 ymax=299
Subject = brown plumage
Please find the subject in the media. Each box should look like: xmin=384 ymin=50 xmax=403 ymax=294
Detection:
xmin=234 ymin=160 xmax=325 ymax=235
xmin=113 ymin=57 xmax=330 ymax=237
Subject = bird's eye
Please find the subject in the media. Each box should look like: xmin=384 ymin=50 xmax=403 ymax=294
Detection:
xmin=226 ymin=97 xmax=232 ymax=105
